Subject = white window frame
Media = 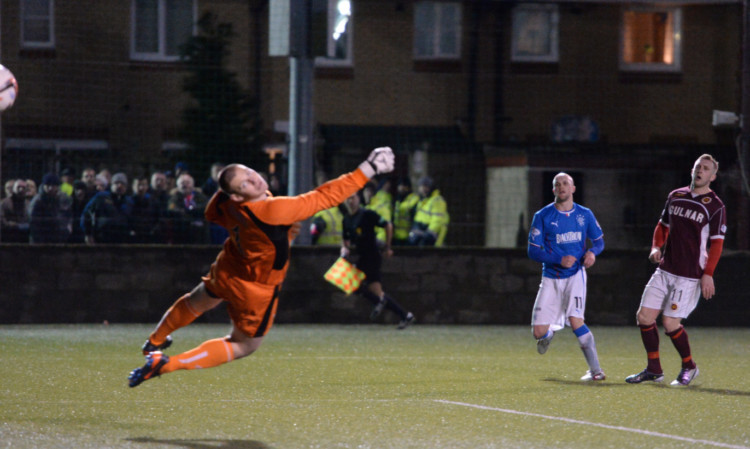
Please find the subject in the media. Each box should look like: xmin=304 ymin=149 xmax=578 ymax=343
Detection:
xmin=511 ymin=3 xmax=559 ymax=63
xmin=413 ymin=1 xmax=462 ymax=61
xmin=619 ymin=6 xmax=682 ymax=73
xmin=315 ymin=0 xmax=353 ymax=67
xmin=130 ymin=0 xmax=197 ymax=62
xmin=20 ymin=0 xmax=55 ymax=49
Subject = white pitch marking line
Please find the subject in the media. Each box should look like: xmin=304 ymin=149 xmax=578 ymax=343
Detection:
xmin=435 ymin=399 xmax=749 ymax=449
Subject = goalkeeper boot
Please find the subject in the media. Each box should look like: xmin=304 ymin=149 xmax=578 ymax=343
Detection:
xmin=581 ymin=370 xmax=606 ymax=381
xmin=128 ymin=352 xmax=169 ymax=388
xmin=141 ymin=335 xmax=172 ymax=355
xmin=670 ymin=367 xmax=699 ymax=386
xmin=625 ymin=369 xmax=664 ymax=384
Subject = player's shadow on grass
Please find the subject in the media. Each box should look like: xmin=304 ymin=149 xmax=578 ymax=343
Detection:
xmin=543 ymin=377 xmax=628 ymax=388
xmin=127 ymin=437 xmax=273 ymax=449
xmin=544 ymin=378 xmax=750 ymax=396
xmin=685 ymin=386 xmax=750 ymax=397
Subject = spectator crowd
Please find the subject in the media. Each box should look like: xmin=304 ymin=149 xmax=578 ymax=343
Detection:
xmin=0 ymin=162 xmax=230 ymax=245
xmin=2 ymin=163 xmax=450 ymax=247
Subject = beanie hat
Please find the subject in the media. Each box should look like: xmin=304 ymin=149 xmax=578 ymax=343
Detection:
xmin=418 ymin=176 xmax=433 ymax=188
xmin=41 ymin=173 xmax=61 ymax=186
xmin=112 ymin=172 xmax=128 ymax=185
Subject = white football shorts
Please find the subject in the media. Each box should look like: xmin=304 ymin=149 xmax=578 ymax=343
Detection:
xmin=640 ymin=268 xmax=701 ymax=319
xmin=531 ymin=268 xmax=587 ymax=331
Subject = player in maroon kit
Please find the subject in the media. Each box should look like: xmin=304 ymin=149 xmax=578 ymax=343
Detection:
xmin=626 ymin=154 xmax=726 ymax=386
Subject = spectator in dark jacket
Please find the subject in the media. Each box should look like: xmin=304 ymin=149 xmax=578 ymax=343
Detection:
xmin=129 ymin=176 xmax=161 ymax=243
xmin=0 ymin=179 xmax=31 ymax=242
xmin=29 ymin=173 xmax=72 ymax=243
xmin=81 ymin=172 xmax=134 ymax=244
xmin=68 ymin=180 xmax=89 ymax=243
xmin=201 ymin=162 xmax=225 ymax=197
xmin=167 ymin=173 xmax=208 ymax=244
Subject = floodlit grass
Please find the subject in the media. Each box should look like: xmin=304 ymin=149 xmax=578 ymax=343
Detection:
xmin=0 ymin=324 xmax=748 ymax=449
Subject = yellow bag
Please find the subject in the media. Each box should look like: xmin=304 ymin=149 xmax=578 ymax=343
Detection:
xmin=324 ymin=257 xmax=365 ymax=295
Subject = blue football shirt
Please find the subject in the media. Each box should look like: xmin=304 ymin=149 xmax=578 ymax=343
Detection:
xmin=528 ymin=202 xmax=604 ymax=279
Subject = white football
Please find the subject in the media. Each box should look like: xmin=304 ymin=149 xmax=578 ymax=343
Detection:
xmin=0 ymin=65 xmax=18 ymax=112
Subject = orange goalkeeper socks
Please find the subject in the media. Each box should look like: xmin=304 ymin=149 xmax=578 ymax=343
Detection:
xmin=149 ymin=294 xmax=201 ymax=346
xmin=161 ymin=338 xmax=235 ymax=374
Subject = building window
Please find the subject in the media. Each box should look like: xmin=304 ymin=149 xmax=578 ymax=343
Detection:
xmin=414 ymin=1 xmax=462 ymax=60
xmin=511 ymin=4 xmax=559 ymax=63
xmin=316 ymin=0 xmax=353 ymax=66
xmin=131 ymin=0 xmax=196 ymax=61
xmin=21 ymin=0 xmax=54 ymax=48
xmin=620 ymin=6 xmax=682 ymax=72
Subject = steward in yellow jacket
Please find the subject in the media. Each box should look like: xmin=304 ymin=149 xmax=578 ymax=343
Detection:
xmin=408 ymin=177 xmax=449 ymax=246
xmin=310 ymin=205 xmax=344 ymax=245
xmin=366 ymin=178 xmax=393 ymax=245
xmin=393 ymin=177 xmax=419 ymax=246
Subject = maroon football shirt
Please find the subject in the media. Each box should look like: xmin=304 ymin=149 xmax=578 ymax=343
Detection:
xmin=659 ymin=187 xmax=726 ymax=279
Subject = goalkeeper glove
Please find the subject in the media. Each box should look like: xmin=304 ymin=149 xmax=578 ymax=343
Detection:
xmin=358 ymin=146 xmax=395 ymax=178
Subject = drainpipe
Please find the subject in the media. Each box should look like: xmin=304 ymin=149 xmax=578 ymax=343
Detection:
xmin=466 ymin=0 xmax=485 ymax=142
xmin=739 ymin=0 xmax=750 ymax=249
xmin=252 ymin=1 xmax=269 ymax=99
xmin=741 ymin=0 xmax=750 ymax=196
xmin=493 ymin=2 xmax=508 ymax=143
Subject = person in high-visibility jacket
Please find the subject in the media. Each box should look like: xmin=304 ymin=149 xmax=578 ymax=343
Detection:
xmin=366 ymin=178 xmax=392 ymax=246
xmin=408 ymin=176 xmax=449 ymax=247
xmin=393 ymin=177 xmax=419 ymax=246
xmin=310 ymin=204 xmax=344 ymax=245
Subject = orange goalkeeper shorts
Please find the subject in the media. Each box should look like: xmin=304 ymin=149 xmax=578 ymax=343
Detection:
xmin=202 ymin=262 xmax=280 ymax=338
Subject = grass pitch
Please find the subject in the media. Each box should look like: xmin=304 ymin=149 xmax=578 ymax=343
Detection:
xmin=1 ymin=324 xmax=748 ymax=449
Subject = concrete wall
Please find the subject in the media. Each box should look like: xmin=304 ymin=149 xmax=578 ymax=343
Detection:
xmin=1 ymin=244 xmax=747 ymax=326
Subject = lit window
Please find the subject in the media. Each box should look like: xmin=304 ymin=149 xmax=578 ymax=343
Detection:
xmin=621 ymin=7 xmax=682 ymax=72
xmin=21 ymin=0 xmax=54 ymax=48
xmin=414 ymin=1 xmax=462 ymax=60
xmin=131 ymin=0 xmax=196 ymax=61
xmin=511 ymin=4 xmax=559 ymax=63
xmin=316 ymin=0 xmax=353 ymax=66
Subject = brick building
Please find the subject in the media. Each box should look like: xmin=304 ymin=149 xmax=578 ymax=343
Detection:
xmin=0 ymin=0 xmax=745 ymax=247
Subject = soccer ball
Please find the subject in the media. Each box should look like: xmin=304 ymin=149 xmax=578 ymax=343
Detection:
xmin=0 ymin=65 xmax=18 ymax=112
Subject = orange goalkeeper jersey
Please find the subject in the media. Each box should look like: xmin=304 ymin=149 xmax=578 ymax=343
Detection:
xmin=204 ymin=168 xmax=369 ymax=289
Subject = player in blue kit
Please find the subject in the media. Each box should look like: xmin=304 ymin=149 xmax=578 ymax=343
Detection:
xmin=528 ymin=172 xmax=605 ymax=381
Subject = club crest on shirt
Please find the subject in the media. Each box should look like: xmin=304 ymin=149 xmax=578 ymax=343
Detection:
xmin=670 ymin=303 xmax=678 ymax=311
xmin=701 ymin=197 xmax=712 ymax=204
xmin=576 ymin=214 xmax=585 ymax=227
